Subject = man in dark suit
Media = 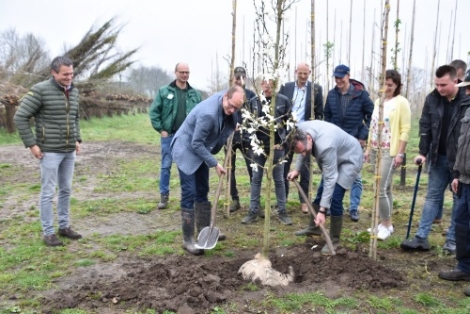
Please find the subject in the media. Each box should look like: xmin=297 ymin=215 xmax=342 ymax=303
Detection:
xmin=279 ymin=62 xmax=323 ymax=213
xmin=171 ymin=85 xmax=245 ymax=255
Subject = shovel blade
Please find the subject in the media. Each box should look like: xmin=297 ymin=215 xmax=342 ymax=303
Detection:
xmin=194 ymin=226 xmax=220 ymax=250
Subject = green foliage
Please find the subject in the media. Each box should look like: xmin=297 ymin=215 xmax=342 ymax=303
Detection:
xmin=323 ymin=41 xmax=334 ymax=59
xmin=368 ymin=295 xmax=393 ymax=310
xmin=211 ymin=307 xmax=226 ymax=314
xmin=241 ymin=282 xmax=259 ymax=291
xmin=414 ymin=293 xmax=440 ymax=307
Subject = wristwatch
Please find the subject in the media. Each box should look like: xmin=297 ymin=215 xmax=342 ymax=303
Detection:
xmin=397 ymin=153 xmax=405 ymax=158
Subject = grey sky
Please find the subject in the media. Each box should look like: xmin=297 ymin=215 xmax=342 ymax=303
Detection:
xmin=1 ymin=0 xmax=469 ymax=90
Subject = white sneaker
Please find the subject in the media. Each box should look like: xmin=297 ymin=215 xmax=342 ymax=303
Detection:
xmin=368 ymin=224 xmax=394 ymax=235
xmin=377 ymin=224 xmax=392 ymax=240
xmin=367 ymin=223 xmax=382 ymax=233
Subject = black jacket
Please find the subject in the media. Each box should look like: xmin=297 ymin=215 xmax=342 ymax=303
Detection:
xmin=419 ymin=87 xmax=469 ymax=171
xmin=454 ymin=97 xmax=470 ymax=183
xmin=242 ymin=93 xmax=293 ymax=150
xmin=233 ymin=88 xmax=257 ymax=144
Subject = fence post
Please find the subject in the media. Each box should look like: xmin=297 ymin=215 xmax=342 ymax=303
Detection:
xmin=400 ymin=153 xmax=407 ymax=186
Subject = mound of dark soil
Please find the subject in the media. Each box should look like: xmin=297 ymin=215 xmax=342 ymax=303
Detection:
xmin=41 ymin=243 xmax=405 ymax=313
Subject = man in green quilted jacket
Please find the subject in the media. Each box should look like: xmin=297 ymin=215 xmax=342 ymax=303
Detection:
xmin=14 ymin=56 xmax=83 ymax=247
xmin=149 ymin=63 xmax=202 ymax=210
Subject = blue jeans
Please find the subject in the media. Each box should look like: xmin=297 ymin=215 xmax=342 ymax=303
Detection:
xmin=416 ymin=154 xmax=455 ymax=240
xmin=314 ymin=176 xmax=361 ymax=214
xmin=159 ymin=135 xmax=174 ymax=195
xmin=313 ymin=179 xmax=347 ymax=216
xmin=177 ymin=163 xmax=209 ymax=210
xmin=249 ymin=149 xmax=286 ymax=213
xmin=39 ymin=151 xmax=76 ymax=235
xmin=456 ymin=183 xmax=470 ymax=273
xmin=349 ymin=175 xmax=363 ymax=212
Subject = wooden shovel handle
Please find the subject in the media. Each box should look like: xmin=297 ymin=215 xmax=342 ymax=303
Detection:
xmin=292 ymin=180 xmax=336 ymax=256
xmin=210 ymin=132 xmax=235 ymax=227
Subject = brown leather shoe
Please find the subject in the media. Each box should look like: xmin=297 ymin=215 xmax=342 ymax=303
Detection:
xmin=43 ymin=234 xmax=64 ymax=247
xmin=301 ymin=203 xmax=309 ymax=214
xmin=58 ymin=227 xmax=82 ymax=240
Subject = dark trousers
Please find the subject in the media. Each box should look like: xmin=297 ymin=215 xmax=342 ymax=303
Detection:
xmin=178 ymin=163 xmax=209 ymax=210
xmin=313 ymin=179 xmax=346 ymax=216
xmin=284 ymin=149 xmax=311 ymax=202
xmin=456 ymin=183 xmax=470 ymax=273
xmin=226 ymin=141 xmax=253 ymax=201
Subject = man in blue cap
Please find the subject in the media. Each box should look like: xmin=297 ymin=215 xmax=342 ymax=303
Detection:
xmin=315 ymin=64 xmax=373 ymax=222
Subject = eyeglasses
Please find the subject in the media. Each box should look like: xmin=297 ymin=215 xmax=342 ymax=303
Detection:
xmin=227 ymin=100 xmax=242 ymax=111
xmin=177 ymin=71 xmax=190 ymax=75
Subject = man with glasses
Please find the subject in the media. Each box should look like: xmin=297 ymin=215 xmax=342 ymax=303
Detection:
xmin=171 ymin=86 xmax=245 ymax=255
xmin=279 ymin=62 xmax=324 ymax=214
xmin=319 ymin=64 xmax=373 ymax=222
xmin=241 ymin=79 xmax=293 ymax=225
xmin=287 ymin=121 xmax=363 ymax=255
xmin=149 ymin=63 xmax=201 ymax=210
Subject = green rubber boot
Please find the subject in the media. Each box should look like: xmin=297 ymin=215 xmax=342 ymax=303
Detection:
xmin=195 ymin=202 xmax=226 ymax=241
xmin=321 ymin=215 xmax=343 ymax=255
xmin=181 ymin=208 xmax=203 ymax=256
xmin=294 ymin=203 xmax=321 ymax=236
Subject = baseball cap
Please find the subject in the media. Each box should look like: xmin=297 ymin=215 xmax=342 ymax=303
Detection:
xmin=333 ymin=64 xmax=350 ymax=78
xmin=234 ymin=66 xmax=246 ymax=76
xmin=456 ymin=69 xmax=470 ymax=87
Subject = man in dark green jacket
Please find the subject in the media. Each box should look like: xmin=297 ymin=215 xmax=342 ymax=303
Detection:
xmin=14 ymin=56 xmax=82 ymax=247
xmin=149 ymin=63 xmax=202 ymax=210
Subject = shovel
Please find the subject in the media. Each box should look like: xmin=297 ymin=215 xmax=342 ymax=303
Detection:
xmin=293 ymin=180 xmax=336 ymax=256
xmin=195 ymin=132 xmax=235 ymax=250
xmin=405 ymin=159 xmax=423 ymax=240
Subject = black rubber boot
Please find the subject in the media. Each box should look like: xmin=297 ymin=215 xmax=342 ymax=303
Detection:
xmin=181 ymin=208 xmax=203 ymax=256
xmin=321 ymin=215 xmax=343 ymax=255
xmin=195 ymin=202 xmax=226 ymax=241
xmin=294 ymin=203 xmax=321 ymax=236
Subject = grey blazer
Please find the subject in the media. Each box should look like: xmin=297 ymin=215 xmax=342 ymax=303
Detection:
xmin=171 ymin=91 xmax=236 ymax=175
xmin=295 ymin=120 xmax=363 ymax=209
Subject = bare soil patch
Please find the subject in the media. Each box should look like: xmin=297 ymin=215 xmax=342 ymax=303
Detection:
xmin=40 ymin=244 xmax=405 ymax=314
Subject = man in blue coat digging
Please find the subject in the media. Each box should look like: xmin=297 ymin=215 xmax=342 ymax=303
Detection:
xmin=171 ymin=85 xmax=245 ymax=255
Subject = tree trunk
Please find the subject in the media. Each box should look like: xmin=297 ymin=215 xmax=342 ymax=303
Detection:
xmin=229 ymin=0 xmax=237 ymax=86
xmin=361 ymin=0 xmax=366 ymax=83
xmin=348 ymin=0 xmax=353 ymax=66
xmin=430 ymin=0 xmax=440 ymax=89
xmin=393 ymin=0 xmax=400 ymax=70
xmin=369 ymin=0 xmax=390 ymax=261
xmin=405 ymin=0 xmax=416 ymax=101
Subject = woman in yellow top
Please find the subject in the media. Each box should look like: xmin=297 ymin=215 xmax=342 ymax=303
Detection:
xmin=364 ymin=69 xmax=412 ymax=240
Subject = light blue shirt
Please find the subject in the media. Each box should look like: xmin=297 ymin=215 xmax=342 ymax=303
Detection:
xmin=292 ymin=82 xmax=307 ymax=122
